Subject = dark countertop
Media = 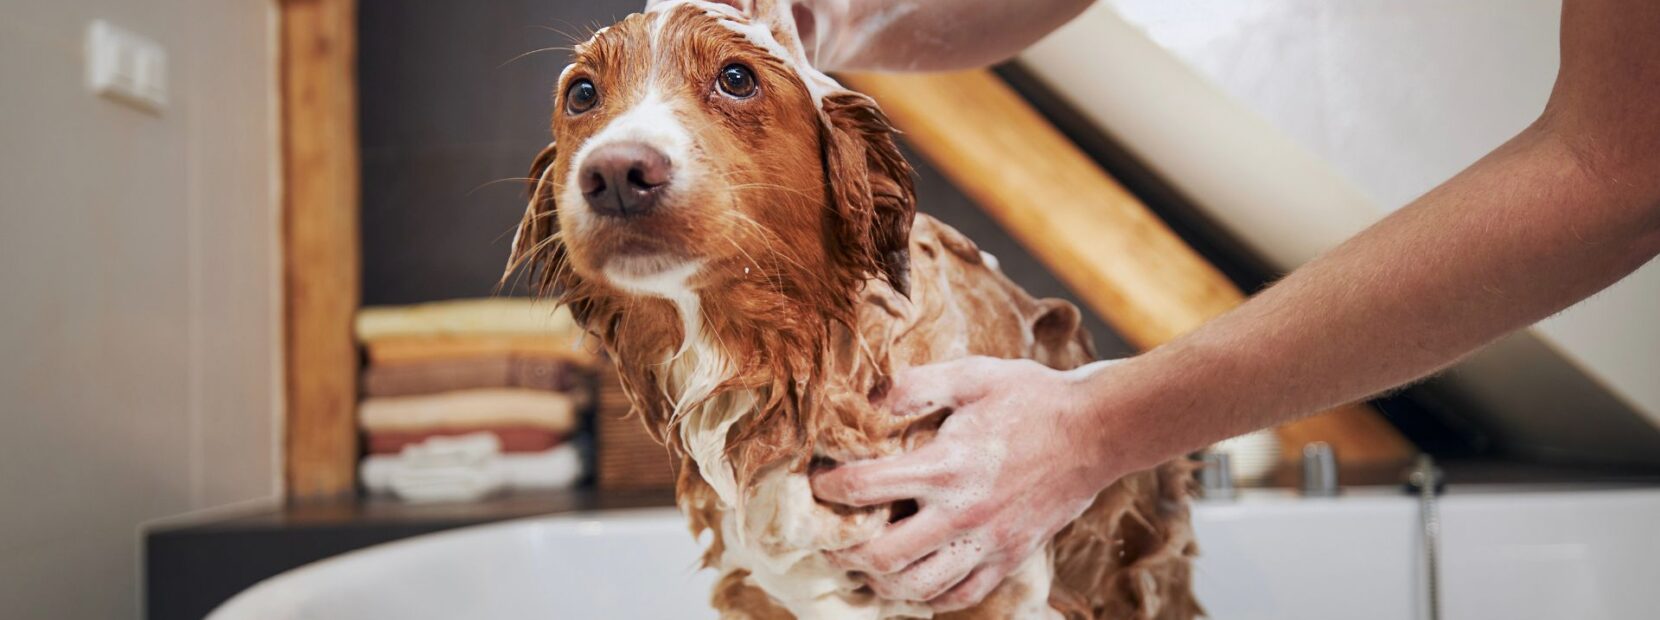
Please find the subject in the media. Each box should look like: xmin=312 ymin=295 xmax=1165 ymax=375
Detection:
xmin=167 ymin=487 xmax=678 ymax=531
xmin=145 ymin=487 xmax=676 ymax=620
xmin=1433 ymin=456 xmax=1660 ymax=486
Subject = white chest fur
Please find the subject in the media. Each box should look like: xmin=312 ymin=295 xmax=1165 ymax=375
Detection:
xmin=659 ymin=337 xmax=1058 ymax=619
xmin=636 ymin=277 xmax=1057 ymax=618
xmin=658 ymin=327 xmax=924 ymax=618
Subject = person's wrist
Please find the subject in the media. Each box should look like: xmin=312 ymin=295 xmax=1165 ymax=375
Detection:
xmin=1053 ymin=363 xmax=1131 ymax=494
xmin=1061 ymin=355 xmax=1173 ymax=486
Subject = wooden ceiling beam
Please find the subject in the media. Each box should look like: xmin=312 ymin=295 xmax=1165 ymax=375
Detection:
xmin=843 ymin=70 xmax=1415 ymax=481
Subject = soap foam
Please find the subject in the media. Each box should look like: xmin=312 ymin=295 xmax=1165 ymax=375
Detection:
xmin=577 ymin=4 xmax=1069 ymax=616
xmin=648 ymin=0 xmax=845 ymax=104
xmin=720 ymin=467 xmax=932 ymax=619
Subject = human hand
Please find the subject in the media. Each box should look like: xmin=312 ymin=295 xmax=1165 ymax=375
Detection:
xmin=643 ymin=0 xmax=1095 ymax=73
xmin=810 ymin=357 xmax=1119 ymax=610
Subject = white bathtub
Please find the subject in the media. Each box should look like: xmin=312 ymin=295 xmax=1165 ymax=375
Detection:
xmin=210 ymin=486 xmax=1660 ymax=619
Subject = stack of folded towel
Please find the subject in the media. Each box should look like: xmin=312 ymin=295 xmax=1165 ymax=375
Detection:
xmin=355 ymin=298 xmax=597 ymax=502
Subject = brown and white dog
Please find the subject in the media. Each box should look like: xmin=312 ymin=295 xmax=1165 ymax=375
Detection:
xmin=504 ymin=1 xmax=1199 ymax=617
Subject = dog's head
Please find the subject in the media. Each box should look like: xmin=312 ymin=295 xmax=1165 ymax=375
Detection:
xmin=508 ymin=0 xmax=915 ymax=316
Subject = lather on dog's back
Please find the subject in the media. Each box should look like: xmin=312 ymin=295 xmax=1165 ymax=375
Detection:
xmin=505 ymin=1 xmax=1199 ymax=617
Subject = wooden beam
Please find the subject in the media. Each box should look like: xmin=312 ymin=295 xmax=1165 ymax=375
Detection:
xmin=280 ymin=0 xmax=360 ymax=500
xmin=843 ymin=70 xmax=1414 ymax=480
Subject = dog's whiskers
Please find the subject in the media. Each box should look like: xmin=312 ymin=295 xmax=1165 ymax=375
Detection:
xmin=469 ymin=177 xmax=546 ymax=196
xmin=498 ymin=45 xmax=577 ymax=68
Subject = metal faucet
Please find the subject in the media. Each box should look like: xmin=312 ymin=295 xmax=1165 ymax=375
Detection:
xmin=1405 ymin=454 xmax=1446 ymax=620
xmin=1197 ymin=451 xmax=1237 ymax=500
xmin=1300 ymin=442 xmax=1339 ymax=496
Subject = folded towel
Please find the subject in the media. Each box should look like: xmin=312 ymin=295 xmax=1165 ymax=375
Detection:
xmin=361 ymin=354 xmax=586 ymax=398
xmin=361 ymin=433 xmax=508 ymax=503
xmin=366 ymin=426 xmax=566 ymax=455
xmin=363 ymin=334 xmax=596 ymax=367
xmin=361 ymin=440 xmax=585 ymax=499
xmin=380 ymin=467 xmax=507 ymax=503
xmin=358 ymin=389 xmax=581 ymax=433
xmin=398 ymin=431 xmax=502 ymax=466
xmin=498 ymin=442 xmax=585 ymax=489
xmin=355 ymin=298 xmax=579 ymax=341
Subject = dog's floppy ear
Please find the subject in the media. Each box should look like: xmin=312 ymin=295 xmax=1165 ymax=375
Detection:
xmin=1031 ymin=297 xmax=1097 ymax=367
xmin=503 ymin=140 xmax=560 ymax=293
xmin=1032 ymin=298 xmax=1082 ymax=350
xmin=821 ymin=91 xmax=917 ymax=296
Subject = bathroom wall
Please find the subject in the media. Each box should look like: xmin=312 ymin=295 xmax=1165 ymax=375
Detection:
xmin=354 ymin=0 xmax=1131 ymax=355
xmin=1099 ymin=0 xmax=1660 ymax=423
xmin=355 ymin=0 xmax=644 ymax=305
xmin=0 ymin=1 xmax=279 ymax=617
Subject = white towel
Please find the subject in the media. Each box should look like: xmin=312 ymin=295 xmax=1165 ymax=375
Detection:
xmin=360 ymin=433 xmax=506 ymax=503
xmin=1211 ymin=429 xmax=1282 ymax=484
xmin=497 ymin=441 xmax=585 ymax=489
xmin=361 ymin=436 xmax=585 ymax=502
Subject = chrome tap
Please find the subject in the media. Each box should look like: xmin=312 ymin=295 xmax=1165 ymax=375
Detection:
xmin=1198 ymin=451 xmax=1237 ymax=500
xmin=1405 ymin=454 xmax=1446 ymax=620
xmin=1300 ymin=442 xmax=1339 ymax=497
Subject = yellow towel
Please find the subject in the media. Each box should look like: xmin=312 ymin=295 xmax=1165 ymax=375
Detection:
xmin=355 ymin=298 xmax=580 ymax=342
xmin=358 ymin=388 xmax=581 ymax=433
xmin=363 ymin=334 xmax=597 ymax=367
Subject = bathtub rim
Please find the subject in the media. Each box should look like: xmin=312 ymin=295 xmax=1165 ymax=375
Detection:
xmin=207 ymin=483 xmax=1660 ymax=618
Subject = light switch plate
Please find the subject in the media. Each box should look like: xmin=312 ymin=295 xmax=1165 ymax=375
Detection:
xmin=86 ymin=20 xmax=167 ymax=114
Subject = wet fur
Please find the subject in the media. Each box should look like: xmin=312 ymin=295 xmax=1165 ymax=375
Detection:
xmin=506 ymin=3 xmax=1198 ymax=617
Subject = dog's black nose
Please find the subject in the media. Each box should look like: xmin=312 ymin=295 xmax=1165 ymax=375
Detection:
xmin=579 ymin=141 xmax=671 ymax=218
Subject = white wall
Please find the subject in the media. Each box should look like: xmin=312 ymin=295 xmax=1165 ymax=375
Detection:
xmin=1021 ymin=1 xmax=1660 ymax=435
xmin=0 ymin=1 xmax=280 ymax=617
xmin=1102 ymin=0 xmax=1660 ymax=424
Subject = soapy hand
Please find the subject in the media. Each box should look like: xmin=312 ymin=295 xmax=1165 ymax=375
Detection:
xmin=642 ymin=0 xmax=1096 ymax=72
xmin=810 ymin=357 xmax=1118 ymax=611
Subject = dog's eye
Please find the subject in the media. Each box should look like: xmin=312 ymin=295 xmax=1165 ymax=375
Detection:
xmin=566 ymin=79 xmax=598 ymax=114
xmin=717 ymin=64 xmax=757 ymax=98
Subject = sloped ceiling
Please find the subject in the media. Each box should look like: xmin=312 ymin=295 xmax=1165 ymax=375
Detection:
xmin=1016 ymin=1 xmax=1660 ymax=464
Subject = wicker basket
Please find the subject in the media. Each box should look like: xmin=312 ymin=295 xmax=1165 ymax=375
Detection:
xmin=593 ymin=366 xmax=680 ymax=490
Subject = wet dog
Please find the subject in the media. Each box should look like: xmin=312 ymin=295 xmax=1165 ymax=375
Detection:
xmin=505 ymin=1 xmax=1198 ymax=617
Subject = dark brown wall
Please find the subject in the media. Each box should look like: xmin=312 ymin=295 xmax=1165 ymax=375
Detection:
xmin=356 ymin=0 xmax=1133 ymax=356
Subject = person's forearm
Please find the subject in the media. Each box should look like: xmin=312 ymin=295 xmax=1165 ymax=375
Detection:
xmin=1081 ymin=121 xmax=1660 ymax=476
xmin=799 ymin=0 xmax=1094 ymax=71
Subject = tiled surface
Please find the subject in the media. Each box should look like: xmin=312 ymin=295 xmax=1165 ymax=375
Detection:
xmin=358 ymin=0 xmax=642 ymax=305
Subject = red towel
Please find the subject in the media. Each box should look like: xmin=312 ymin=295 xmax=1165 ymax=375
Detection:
xmin=366 ymin=426 xmax=566 ymax=455
xmin=361 ymin=355 xmax=588 ymax=397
